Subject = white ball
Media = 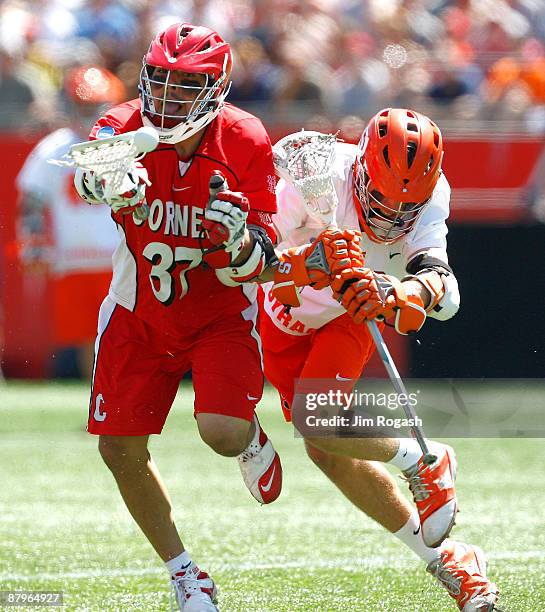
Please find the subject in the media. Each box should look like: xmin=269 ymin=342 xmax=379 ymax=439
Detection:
xmin=133 ymin=127 xmax=159 ymax=153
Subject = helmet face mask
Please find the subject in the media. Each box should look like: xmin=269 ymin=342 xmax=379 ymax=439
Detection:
xmin=354 ymin=108 xmax=443 ymax=244
xmin=139 ymin=23 xmax=232 ymax=144
xmin=355 ymin=162 xmax=431 ymax=243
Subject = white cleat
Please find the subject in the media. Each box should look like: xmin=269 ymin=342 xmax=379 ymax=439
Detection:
xmin=171 ymin=564 xmax=218 ymax=611
xmin=427 ymin=541 xmax=501 ymax=611
xmin=237 ymin=415 xmax=282 ymax=504
xmin=403 ymin=442 xmax=458 ymax=547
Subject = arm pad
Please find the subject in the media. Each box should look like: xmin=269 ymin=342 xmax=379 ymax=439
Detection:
xmin=404 ymin=253 xmax=459 ymax=320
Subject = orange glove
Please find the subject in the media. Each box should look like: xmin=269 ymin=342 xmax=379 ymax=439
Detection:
xmin=340 ymin=228 xmax=365 ymax=270
xmin=332 ymin=268 xmax=426 ymax=334
xmin=273 ymin=228 xmax=364 ymax=307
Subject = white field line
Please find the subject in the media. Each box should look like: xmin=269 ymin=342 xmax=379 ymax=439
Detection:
xmin=1 ymin=557 xmax=397 ymax=582
xmin=2 ymin=550 xmax=544 ymax=582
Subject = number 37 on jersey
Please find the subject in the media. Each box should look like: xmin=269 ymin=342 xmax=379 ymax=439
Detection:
xmin=142 ymin=242 xmax=202 ymax=305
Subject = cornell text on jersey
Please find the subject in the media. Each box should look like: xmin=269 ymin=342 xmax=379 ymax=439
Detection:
xmin=133 ymin=199 xmax=204 ymax=238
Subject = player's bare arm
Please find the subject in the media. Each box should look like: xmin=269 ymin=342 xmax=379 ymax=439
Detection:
xmin=332 ymin=249 xmax=459 ymax=335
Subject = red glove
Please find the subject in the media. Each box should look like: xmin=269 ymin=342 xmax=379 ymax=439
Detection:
xmin=273 ymin=228 xmax=364 ymax=307
xmin=332 ymin=268 xmax=426 ymax=334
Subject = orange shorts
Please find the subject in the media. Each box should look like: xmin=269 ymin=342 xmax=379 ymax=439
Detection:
xmin=53 ymin=271 xmax=112 ymax=346
xmin=260 ymin=312 xmax=379 ymax=421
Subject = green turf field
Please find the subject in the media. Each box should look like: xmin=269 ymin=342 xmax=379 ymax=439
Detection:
xmin=1 ymin=381 xmax=544 ymax=611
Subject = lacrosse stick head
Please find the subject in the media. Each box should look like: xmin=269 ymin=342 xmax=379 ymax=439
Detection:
xmin=140 ymin=23 xmax=232 ymax=144
xmin=273 ymin=130 xmax=339 ymax=226
xmin=50 ymin=127 xmax=158 ymax=202
xmin=354 ymin=108 xmax=443 ymax=244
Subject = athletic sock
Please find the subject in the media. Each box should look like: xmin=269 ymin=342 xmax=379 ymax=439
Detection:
xmin=166 ymin=550 xmax=193 ymax=576
xmin=388 ymin=438 xmax=425 ymax=471
xmin=393 ymin=511 xmax=441 ymax=564
xmin=238 ymin=415 xmax=260 ymax=458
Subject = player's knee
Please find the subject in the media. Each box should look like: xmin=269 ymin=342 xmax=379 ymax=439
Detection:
xmin=197 ymin=414 xmax=250 ymax=457
xmin=200 ymin=428 xmax=247 ymax=456
xmin=304 ymin=435 xmax=337 ymax=455
xmin=98 ymin=435 xmax=148 ymax=472
xmin=305 ymin=439 xmax=334 ymax=470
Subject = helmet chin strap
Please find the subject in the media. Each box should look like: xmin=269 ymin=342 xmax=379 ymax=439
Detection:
xmin=141 ymin=102 xmax=222 ymax=144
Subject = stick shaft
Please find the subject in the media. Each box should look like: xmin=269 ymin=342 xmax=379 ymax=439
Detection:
xmin=366 ymin=319 xmax=433 ymax=458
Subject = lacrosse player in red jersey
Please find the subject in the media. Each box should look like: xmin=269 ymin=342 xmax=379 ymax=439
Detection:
xmin=261 ymin=110 xmax=500 ymax=611
xmin=74 ymin=23 xmax=358 ymax=611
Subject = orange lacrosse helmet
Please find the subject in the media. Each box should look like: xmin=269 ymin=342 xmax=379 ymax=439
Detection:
xmin=64 ymin=65 xmax=126 ymax=106
xmin=354 ymin=108 xmax=444 ymax=243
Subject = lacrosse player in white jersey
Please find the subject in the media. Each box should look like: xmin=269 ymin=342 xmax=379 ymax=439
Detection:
xmin=261 ymin=108 xmax=500 ymax=611
xmin=16 ymin=66 xmax=125 ymax=378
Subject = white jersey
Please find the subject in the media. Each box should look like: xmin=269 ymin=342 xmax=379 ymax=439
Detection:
xmin=263 ymin=142 xmax=452 ymax=335
xmin=16 ymin=127 xmax=119 ymax=275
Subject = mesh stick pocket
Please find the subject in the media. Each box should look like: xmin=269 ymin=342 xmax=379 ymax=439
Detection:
xmin=273 ymin=131 xmax=339 ymax=225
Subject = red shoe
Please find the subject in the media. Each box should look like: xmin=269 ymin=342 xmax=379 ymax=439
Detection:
xmin=427 ymin=541 xmax=500 ymax=611
xmin=237 ymin=415 xmax=282 ymax=504
xmin=403 ymin=443 xmax=458 ymax=547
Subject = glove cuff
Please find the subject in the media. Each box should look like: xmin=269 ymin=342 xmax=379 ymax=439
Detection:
xmin=394 ymin=294 xmax=426 ymax=335
xmin=215 ymin=237 xmax=266 ymax=286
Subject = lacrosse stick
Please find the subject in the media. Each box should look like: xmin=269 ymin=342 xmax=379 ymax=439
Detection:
xmin=49 ymin=126 xmax=159 ymax=218
xmin=273 ymin=130 xmax=339 ymax=228
xmin=273 ymin=130 xmax=436 ymax=464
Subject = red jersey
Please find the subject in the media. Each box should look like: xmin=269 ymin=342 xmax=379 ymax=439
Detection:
xmin=90 ymin=100 xmax=277 ymax=338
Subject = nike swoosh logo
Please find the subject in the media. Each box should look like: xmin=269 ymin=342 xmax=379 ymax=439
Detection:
xmin=261 ymin=465 xmax=276 ymax=493
xmin=173 ymin=185 xmax=191 ymax=192
xmin=413 ymin=525 xmax=421 ymax=536
xmin=247 ymin=394 xmax=260 ymax=401
xmin=335 ymin=373 xmax=353 ymax=381
xmin=389 ymin=252 xmax=401 ymax=259
xmin=419 ymin=504 xmax=433 ymax=515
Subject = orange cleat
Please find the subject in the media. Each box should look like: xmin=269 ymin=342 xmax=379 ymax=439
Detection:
xmin=427 ymin=541 xmax=500 ymax=611
xmin=403 ymin=443 xmax=458 ymax=547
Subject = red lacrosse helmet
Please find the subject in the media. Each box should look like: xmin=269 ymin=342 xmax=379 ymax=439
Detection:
xmin=64 ymin=65 xmax=126 ymax=106
xmin=354 ymin=108 xmax=443 ymax=243
xmin=140 ymin=22 xmax=232 ymax=144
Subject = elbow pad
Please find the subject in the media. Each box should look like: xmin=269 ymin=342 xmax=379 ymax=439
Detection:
xmin=427 ymin=271 xmax=460 ymax=320
xmin=405 ymin=270 xmax=460 ymax=320
xmin=404 ymin=256 xmax=460 ymax=320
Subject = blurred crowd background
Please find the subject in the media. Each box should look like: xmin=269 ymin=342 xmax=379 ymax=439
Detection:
xmin=2 ymin=0 xmax=545 ymax=381
xmin=2 ymin=0 xmax=545 ymax=135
